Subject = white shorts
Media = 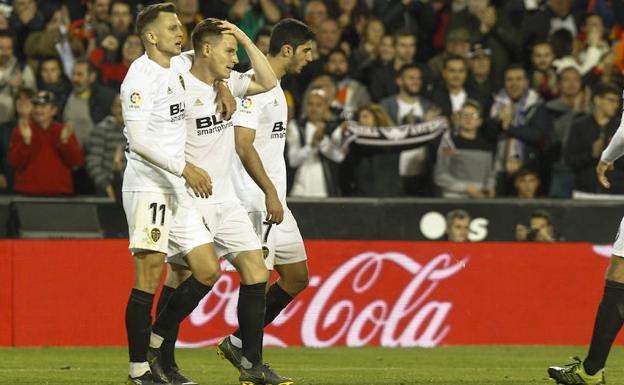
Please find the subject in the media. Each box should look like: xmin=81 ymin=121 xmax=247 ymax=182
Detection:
xmin=248 ymin=208 xmax=307 ymax=270
xmin=613 ymin=216 xmax=624 ymax=257
xmin=123 ymin=191 xmax=212 ymax=257
xmin=199 ymin=201 xmax=262 ymax=262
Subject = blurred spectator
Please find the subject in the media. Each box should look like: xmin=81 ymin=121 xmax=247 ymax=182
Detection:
xmin=466 ymin=43 xmax=495 ymax=113
xmin=254 ymin=26 xmax=271 ymax=56
xmin=380 ymin=63 xmax=439 ymax=195
xmin=565 ymin=12 xmax=611 ymax=77
xmin=565 ymin=82 xmax=624 ymax=194
xmin=9 ymin=0 xmax=45 ymax=61
xmin=350 ymin=17 xmax=384 ymax=79
xmin=308 ymin=74 xmax=343 ymax=117
xmin=303 ymin=0 xmax=328 ymax=34
xmin=513 ymin=168 xmax=542 ymax=199
xmin=287 ymin=88 xmax=345 ymax=197
xmin=229 ymin=0 xmax=284 ymax=63
xmin=489 ymin=64 xmax=553 ymax=195
xmin=434 ymin=99 xmax=496 ymax=198
xmin=545 ymin=64 xmax=588 ymax=198
xmin=324 ymin=49 xmax=370 ymax=120
xmin=445 ymin=209 xmax=471 ymax=242
xmin=372 ymin=0 xmax=435 ymax=59
xmin=357 ymin=34 xmax=395 ymax=88
xmin=316 ymin=18 xmax=342 ymax=57
xmin=516 ymin=209 xmax=559 ymax=242
xmin=428 ymin=28 xmax=471 ymax=81
xmin=0 ymin=87 xmax=34 ymax=194
xmin=37 ymin=56 xmax=71 ymax=118
xmin=448 ymin=0 xmax=520 ymax=83
xmin=522 ymin=0 xmax=577 ymax=52
xmin=369 ymin=30 xmax=416 ymax=102
xmin=431 ymin=55 xmax=480 ymax=120
xmin=92 ymin=33 xmax=143 ymax=89
xmin=333 ymin=0 xmax=369 ymax=50
xmin=69 ymin=0 xmax=112 ymax=54
xmin=549 ymin=28 xmax=575 ymax=60
xmin=24 ymin=6 xmax=84 ymax=74
xmin=530 ymin=41 xmax=557 ymax=100
xmin=86 ymin=94 xmax=125 ymax=199
xmin=89 ymin=0 xmax=133 ymax=65
xmin=8 ymin=90 xmax=83 ymax=195
xmin=63 ymin=59 xmax=116 ymax=148
xmin=176 ymin=0 xmax=203 ymax=50
xmin=0 ymin=30 xmax=36 ymax=125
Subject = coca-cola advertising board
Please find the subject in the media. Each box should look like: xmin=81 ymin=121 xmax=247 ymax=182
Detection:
xmin=0 ymin=240 xmax=619 ymax=347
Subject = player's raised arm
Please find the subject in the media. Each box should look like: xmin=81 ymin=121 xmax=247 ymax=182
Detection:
xmin=217 ymin=20 xmax=277 ymax=95
xmin=235 ymin=126 xmax=284 ymax=224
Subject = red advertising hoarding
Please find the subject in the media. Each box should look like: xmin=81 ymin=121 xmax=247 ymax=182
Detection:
xmin=0 ymin=240 xmax=617 ymax=347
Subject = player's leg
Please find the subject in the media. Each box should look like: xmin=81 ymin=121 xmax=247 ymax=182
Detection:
xmin=229 ymin=250 xmax=270 ymax=369
xmin=154 ymin=263 xmax=191 ymax=379
xmin=547 ymin=219 xmax=624 ymax=385
xmin=123 ymin=192 xmax=174 ymax=384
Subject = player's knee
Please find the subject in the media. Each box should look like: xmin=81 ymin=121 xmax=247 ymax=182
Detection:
xmin=283 ymin=274 xmax=308 ymax=295
xmin=194 ymin=268 xmax=221 ymax=286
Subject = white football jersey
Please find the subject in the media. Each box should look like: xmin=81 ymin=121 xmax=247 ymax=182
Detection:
xmin=232 ymin=70 xmax=288 ymax=212
xmin=121 ymin=53 xmax=188 ymax=193
xmin=183 ymin=70 xmax=252 ymax=203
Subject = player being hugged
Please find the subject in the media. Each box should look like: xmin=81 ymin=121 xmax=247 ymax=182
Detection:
xmin=216 ymin=18 xmax=315 ymax=385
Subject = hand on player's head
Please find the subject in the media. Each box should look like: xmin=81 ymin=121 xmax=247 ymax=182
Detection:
xmin=216 ymin=20 xmax=249 ymax=44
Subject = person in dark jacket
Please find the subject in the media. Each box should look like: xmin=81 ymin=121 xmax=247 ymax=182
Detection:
xmin=565 ymin=82 xmax=623 ymax=195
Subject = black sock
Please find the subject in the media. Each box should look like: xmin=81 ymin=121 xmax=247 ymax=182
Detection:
xmin=584 ymin=280 xmax=624 ymax=375
xmin=238 ymin=282 xmax=267 ymax=366
xmin=156 ymin=285 xmax=177 ymax=370
xmin=125 ymin=288 xmax=154 ymax=362
xmin=152 ymin=276 xmax=212 ymax=341
xmin=233 ymin=282 xmax=294 ymax=340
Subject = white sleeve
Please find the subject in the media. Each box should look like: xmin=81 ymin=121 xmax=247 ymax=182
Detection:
xmin=121 ymin=73 xmax=156 ymax=122
xmin=601 ymin=113 xmax=624 ymax=163
xmin=228 ymin=71 xmax=253 ymax=98
xmin=232 ymin=94 xmax=265 ymax=130
xmin=126 ymin=120 xmax=186 ymax=177
xmin=170 ymin=51 xmax=194 ymax=73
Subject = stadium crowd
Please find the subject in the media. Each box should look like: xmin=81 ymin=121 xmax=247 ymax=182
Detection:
xmin=1 ymin=0 xmax=624 ymax=199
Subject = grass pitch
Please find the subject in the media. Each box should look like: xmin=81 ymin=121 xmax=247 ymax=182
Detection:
xmin=1 ymin=346 xmax=624 ymax=385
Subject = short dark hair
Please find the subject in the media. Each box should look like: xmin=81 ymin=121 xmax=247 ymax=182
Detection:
xmin=446 ymin=209 xmax=470 ymax=224
xmin=462 ymin=98 xmax=483 ymax=117
xmin=268 ymin=18 xmax=315 ymax=56
xmin=73 ymin=58 xmax=97 ymax=75
xmin=397 ymin=63 xmax=421 ymax=78
xmin=593 ymin=82 xmax=621 ymax=98
xmin=191 ymin=18 xmax=227 ymax=52
xmin=513 ymin=167 xmax=539 ymax=180
xmin=531 ymin=209 xmax=553 ymax=226
xmin=135 ymin=2 xmax=176 ymax=35
xmin=443 ymin=54 xmax=466 ymax=69
xmin=39 ymin=56 xmax=62 ymax=71
xmin=504 ymin=63 xmax=527 ymax=77
xmin=0 ymin=30 xmax=14 ymax=43
xmin=255 ymin=26 xmax=272 ymax=43
xmin=327 ymin=48 xmax=348 ymax=61
xmin=394 ymin=29 xmax=416 ymax=41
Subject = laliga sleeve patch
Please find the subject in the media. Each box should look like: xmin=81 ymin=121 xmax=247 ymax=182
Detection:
xmin=240 ymin=97 xmax=253 ymax=113
xmin=129 ymin=90 xmax=142 ymax=110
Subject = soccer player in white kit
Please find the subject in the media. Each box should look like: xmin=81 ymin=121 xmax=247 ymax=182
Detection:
xmin=120 ymin=4 xmax=222 ymax=385
xmin=147 ymin=19 xmax=293 ymax=385
xmin=548 ymin=83 xmax=624 ymax=385
xmin=215 ymin=19 xmax=315 ymax=377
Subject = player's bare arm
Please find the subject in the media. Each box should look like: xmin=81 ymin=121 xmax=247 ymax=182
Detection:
xmin=217 ymin=20 xmax=277 ymax=95
xmin=235 ymin=126 xmax=284 ymax=224
xmin=215 ymin=80 xmax=236 ymax=120
xmin=598 ymin=109 xmax=624 ymax=188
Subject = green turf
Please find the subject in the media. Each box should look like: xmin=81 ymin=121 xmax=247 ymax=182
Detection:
xmin=1 ymin=346 xmax=623 ymax=385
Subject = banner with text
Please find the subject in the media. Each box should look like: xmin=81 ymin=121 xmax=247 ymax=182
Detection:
xmin=0 ymin=240 xmax=618 ymax=347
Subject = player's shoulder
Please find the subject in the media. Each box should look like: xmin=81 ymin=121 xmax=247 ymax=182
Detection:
xmin=171 ymin=51 xmax=194 ymax=73
xmin=122 ymin=54 xmax=165 ymax=91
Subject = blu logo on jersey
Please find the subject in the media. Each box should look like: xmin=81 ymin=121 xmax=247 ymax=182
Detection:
xmin=271 ymin=121 xmax=286 ymax=139
xmin=196 ymin=115 xmax=225 ymax=128
xmin=170 ymin=102 xmax=185 ymax=122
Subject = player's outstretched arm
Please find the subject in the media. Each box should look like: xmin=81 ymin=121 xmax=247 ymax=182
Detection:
xmin=217 ymin=20 xmax=277 ymax=95
xmin=235 ymin=126 xmax=284 ymax=224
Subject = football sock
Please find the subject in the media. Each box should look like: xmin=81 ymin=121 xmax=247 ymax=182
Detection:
xmin=238 ymin=282 xmax=267 ymax=366
xmin=129 ymin=362 xmax=151 ymax=378
xmin=232 ymin=282 xmax=294 ymax=342
xmin=584 ymin=280 xmax=624 ymax=375
xmin=125 ymin=289 xmax=154 ymax=363
xmin=152 ymin=276 xmax=212 ymax=342
xmin=155 ymin=285 xmax=178 ymax=370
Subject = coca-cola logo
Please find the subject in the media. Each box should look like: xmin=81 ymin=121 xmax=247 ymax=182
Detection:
xmin=178 ymin=251 xmax=467 ymax=348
